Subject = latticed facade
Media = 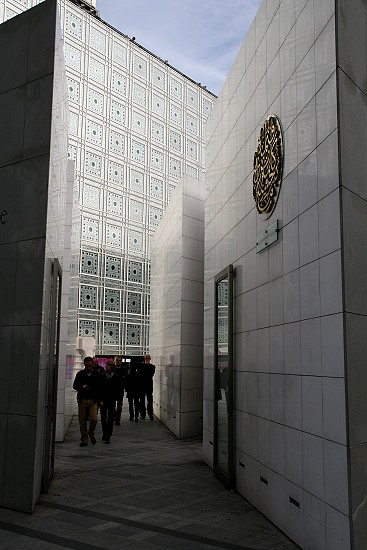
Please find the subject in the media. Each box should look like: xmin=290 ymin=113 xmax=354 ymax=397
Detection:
xmin=1 ymin=0 xmax=215 ymax=354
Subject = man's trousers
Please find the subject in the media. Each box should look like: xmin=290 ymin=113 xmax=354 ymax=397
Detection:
xmin=78 ymin=399 xmax=97 ymax=444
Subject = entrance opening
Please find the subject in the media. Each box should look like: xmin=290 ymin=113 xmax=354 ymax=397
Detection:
xmin=213 ymin=265 xmax=234 ymax=488
xmin=42 ymin=258 xmax=62 ymax=492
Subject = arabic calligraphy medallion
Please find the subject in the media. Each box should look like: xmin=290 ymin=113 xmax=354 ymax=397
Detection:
xmin=253 ymin=115 xmax=283 ymax=220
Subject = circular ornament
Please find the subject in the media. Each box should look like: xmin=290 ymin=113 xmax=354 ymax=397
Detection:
xmin=253 ymin=115 xmax=283 ymax=220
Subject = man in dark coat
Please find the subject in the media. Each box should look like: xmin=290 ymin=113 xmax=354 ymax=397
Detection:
xmin=92 ymin=356 xmax=105 ymax=413
xmin=73 ymin=356 xmax=102 ymax=447
xmin=100 ymin=360 xmax=123 ymax=444
xmin=126 ymin=361 xmax=143 ymax=422
xmin=92 ymin=356 xmax=105 ymax=376
xmin=139 ymin=354 xmax=155 ymax=421
xmin=114 ymin=356 xmax=126 ymax=425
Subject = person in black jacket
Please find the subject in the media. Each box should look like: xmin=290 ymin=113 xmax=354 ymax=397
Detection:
xmin=92 ymin=356 xmax=105 ymax=376
xmin=100 ymin=360 xmax=123 ymax=444
xmin=73 ymin=356 xmax=103 ymax=447
xmin=139 ymin=354 xmax=155 ymax=421
xmin=114 ymin=356 xmax=126 ymax=425
xmin=126 ymin=361 xmax=142 ymax=422
xmin=92 ymin=356 xmax=105 ymax=413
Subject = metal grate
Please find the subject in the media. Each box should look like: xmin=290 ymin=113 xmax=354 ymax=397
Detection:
xmin=81 ymin=250 xmax=98 ymax=275
xmin=107 ymin=192 xmax=122 ymax=216
xmin=151 ymin=149 xmax=164 ymax=172
xmin=79 ymin=320 xmax=96 ymax=337
xmin=80 ymin=285 xmax=97 ymax=309
xmin=152 ymin=94 xmax=165 ymax=116
xmin=112 ymin=71 xmax=126 ymax=95
xmin=127 ymin=293 xmax=141 ymax=314
xmin=133 ymin=54 xmax=147 ymax=79
xmin=126 ymin=324 xmax=140 ymax=345
xmin=104 ymin=289 xmax=120 ymax=311
xmin=112 ymin=42 xmax=127 ymax=67
xmin=128 ymin=261 xmax=142 ymax=283
xmin=87 ymin=88 xmax=104 ymax=114
xmin=103 ymin=322 xmax=120 ymax=345
xmin=133 ymin=83 xmax=146 ymax=106
xmin=65 ymin=10 xmax=82 ymax=39
xmin=105 ymin=256 xmax=121 ymax=279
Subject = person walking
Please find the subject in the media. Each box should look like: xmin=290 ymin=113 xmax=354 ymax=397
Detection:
xmin=100 ymin=360 xmax=123 ymax=444
xmin=73 ymin=356 xmax=103 ymax=447
xmin=92 ymin=356 xmax=105 ymax=376
xmin=114 ymin=356 xmax=126 ymax=425
xmin=139 ymin=354 xmax=155 ymax=421
xmin=92 ymin=356 xmax=105 ymax=414
xmin=126 ymin=361 xmax=142 ymax=422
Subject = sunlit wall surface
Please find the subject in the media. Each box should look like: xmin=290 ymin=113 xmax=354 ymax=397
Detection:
xmin=56 ymin=160 xmax=80 ymax=441
xmin=203 ymin=0 xmax=367 ymax=548
xmin=47 ymin=10 xmax=78 ymax=443
xmin=150 ymin=176 xmax=204 ymax=438
xmin=1 ymin=0 xmax=215 ymax=356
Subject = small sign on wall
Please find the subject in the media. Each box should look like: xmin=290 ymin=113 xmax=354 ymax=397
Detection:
xmin=256 ymin=219 xmax=279 ymax=253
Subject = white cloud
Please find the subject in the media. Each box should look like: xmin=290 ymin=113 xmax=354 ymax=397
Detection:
xmin=97 ymin=0 xmax=261 ymax=94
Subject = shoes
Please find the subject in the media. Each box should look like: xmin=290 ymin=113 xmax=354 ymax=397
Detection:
xmin=149 ymin=415 xmax=154 ymax=421
xmin=135 ymin=417 xmax=138 ymax=422
xmin=105 ymin=439 xmax=110 ymax=444
xmin=115 ymin=421 xmax=120 ymax=426
xmin=102 ymin=435 xmax=106 ymax=441
xmin=79 ymin=442 xmax=88 ymax=447
xmin=129 ymin=415 xmax=134 ymax=421
xmin=90 ymin=436 xmax=96 ymax=445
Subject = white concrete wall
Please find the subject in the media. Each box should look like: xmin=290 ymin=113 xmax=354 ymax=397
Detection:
xmin=56 ymin=160 xmax=80 ymax=441
xmin=337 ymin=1 xmax=367 ymax=547
xmin=0 ymin=0 xmax=69 ymax=512
xmin=203 ymin=0 xmax=353 ymax=548
xmin=150 ymin=175 xmax=204 ymax=438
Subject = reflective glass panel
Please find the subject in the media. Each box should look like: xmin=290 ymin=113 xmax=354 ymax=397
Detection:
xmin=216 ymin=276 xmax=229 ymax=473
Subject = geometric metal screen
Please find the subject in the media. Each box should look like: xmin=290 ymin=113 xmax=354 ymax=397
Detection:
xmin=81 ymin=250 xmax=98 ymax=275
xmin=79 ymin=320 xmax=96 ymax=337
xmin=3 ymin=0 xmax=214 ymax=355
xmin=126 ymin=324 xmax=140 ymax=345
xmin=80 ymin=285 xmax=97 ymax=309
xmin=128 ymin=261 xmax=142 ymax=283
xmin=104 ymin=289 xmax=120 ymax=312
xmin=103 ymin=322 xmax=120 ymax=345
xmin=127 ymin=292 xmax=141 ymax=314
xmin=106 ymin=256 xmax=121 ymax=279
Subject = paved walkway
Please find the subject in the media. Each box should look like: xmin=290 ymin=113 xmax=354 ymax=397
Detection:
xmin=0 ymin=414 xmax=299 ymax=549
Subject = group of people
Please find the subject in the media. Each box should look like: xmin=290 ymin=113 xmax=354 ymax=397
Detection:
xmin=72 ymin=354 xmax=155 ymax=447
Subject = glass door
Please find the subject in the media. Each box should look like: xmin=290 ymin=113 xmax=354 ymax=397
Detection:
xmin=213 ymin=265 xmax=234 ymax=488
xmin=42 ymin=258 xmax=62 ymax=492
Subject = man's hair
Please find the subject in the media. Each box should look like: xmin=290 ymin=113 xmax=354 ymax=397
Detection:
xmin=115 ymin=355 xmax=122 ymax=360
xmin=84 ymin=356 xmax=93 ymax=364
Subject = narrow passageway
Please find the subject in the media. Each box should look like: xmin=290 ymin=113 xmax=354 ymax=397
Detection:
xmin=0 ymin=415 xmax=299 ymax=549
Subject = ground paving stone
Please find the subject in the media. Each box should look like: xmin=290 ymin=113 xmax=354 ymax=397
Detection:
xmin=0 ymin=414 xmax=300 ymax=549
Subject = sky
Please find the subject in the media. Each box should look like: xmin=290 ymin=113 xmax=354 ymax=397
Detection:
xmin=97 ymin=0 xmax=262 ymax=96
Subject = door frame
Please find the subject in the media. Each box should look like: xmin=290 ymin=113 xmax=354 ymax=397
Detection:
xmin=213 ymin=264 xmax=234 ymax=489
xmin=42 ymin=257 xmax=62 ymax=492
